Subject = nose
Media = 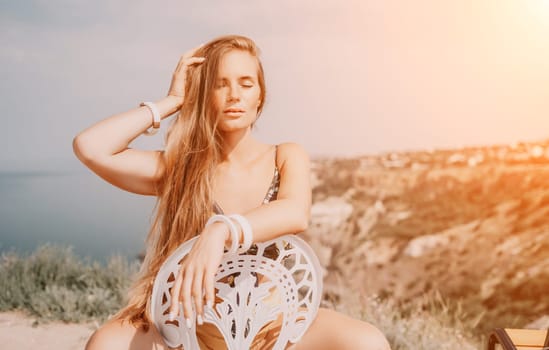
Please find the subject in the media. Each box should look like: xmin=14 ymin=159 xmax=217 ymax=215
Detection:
xmin=227 ymin=83 xmax=241 ymax=101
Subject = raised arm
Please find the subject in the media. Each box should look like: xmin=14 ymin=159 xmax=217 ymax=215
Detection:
xmin=72 ymin=97 xmax=180 ymax=196
xmin=72 ymin=47 xmax=205 ymax=196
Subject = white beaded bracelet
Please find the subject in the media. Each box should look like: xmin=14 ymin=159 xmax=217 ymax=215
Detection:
xmin=140 ymin=101 xmax=161 ymax=136
xmin=228 ymin=214 xmax=253 ymax=253
xmin=205 ymin=214 xmax=240 ymax=254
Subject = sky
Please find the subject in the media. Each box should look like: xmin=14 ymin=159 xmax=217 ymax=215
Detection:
xmin=1 ymin=0 xmax=549 ymax=171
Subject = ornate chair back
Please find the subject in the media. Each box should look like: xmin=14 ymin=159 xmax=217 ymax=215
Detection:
xmin=150 ymin=234 xmax=323 ymax=350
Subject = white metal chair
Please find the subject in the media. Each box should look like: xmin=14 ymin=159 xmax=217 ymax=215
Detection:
xmin=150 ymin=234 xmax=323 ymax=350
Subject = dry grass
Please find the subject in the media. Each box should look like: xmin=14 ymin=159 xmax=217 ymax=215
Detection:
xmin=325 ymin=287 xmax=483 ymax=350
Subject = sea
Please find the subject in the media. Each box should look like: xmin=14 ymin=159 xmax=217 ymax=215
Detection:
xmin=0 ymin=171 xmax=157 ymax=263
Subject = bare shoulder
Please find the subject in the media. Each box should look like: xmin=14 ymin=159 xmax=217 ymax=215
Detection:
xmin=275 ymin=143 xmax=311 ymax=206
xmin=276 ymin=142 xmax=310 ymax=170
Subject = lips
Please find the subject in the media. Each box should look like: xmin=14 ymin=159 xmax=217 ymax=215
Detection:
xmin=223 ymin=107 xmax=245 ymax=113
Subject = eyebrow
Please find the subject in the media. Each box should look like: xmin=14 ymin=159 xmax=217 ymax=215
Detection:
xmin=217 ymin=76 xmax=256 ymax=82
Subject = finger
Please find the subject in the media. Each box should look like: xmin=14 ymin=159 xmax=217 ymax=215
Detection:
xmin=182 ymin=43 xmax=205 ymax=59
xmin=168 ymin=266 xmax=185 ymax=318
xmin=204 ymin=265 xmax=216 ymax=311
xmin=174 ymin=56 xmax=206 ymax=74
xmin=192 ymin=271 xmax=205 ymax=324
xmin=184 ymin=57 xmax=206 ymax=68
xmin=181 ymin=266 xmax=194 ymax=328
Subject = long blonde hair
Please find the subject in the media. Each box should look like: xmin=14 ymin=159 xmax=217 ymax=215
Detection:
xmin=112 ymin=35 xmax=266 ymax=330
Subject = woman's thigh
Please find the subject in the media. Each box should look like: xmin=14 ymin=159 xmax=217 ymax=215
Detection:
xmin=85 ymin=308 xmax=390 ymax=350
xmin=287 ymin=307 xmax=391 ymax=350
xmin=85 ymin=319 xmax=172 ymax=350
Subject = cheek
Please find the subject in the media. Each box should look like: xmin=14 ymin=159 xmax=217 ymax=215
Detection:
xmin=247 ymin=88 xmax=261 ymax=106
xmin=212 ymin=91 xmax=224 ymax=111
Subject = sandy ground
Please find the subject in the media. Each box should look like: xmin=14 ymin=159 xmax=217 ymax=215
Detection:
xmin=0 ymin=311 xmax=96 ymax=349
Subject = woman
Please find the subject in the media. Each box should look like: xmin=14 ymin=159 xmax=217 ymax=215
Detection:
xmin=74 ymin=35 xmax=390 ymax=350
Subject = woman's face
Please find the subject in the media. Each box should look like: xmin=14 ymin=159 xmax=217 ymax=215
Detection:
xmin=212 ymin=50 xmax=262 ymax=132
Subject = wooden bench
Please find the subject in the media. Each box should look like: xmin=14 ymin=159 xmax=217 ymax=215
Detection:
xmin=487 ymin=328 xmax=549 ymax=350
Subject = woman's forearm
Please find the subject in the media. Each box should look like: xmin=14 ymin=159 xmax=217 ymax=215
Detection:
xmin=242 ymin=199 xmax=310 ymax=243
xmin=73 ymin=96 xmax=181 ymax=160
xmin=236 ymin=143 xmax=312 ymax=244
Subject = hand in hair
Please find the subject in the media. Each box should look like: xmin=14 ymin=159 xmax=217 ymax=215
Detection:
xmin=167 ymin=44 xmax=206 ymax=107
xmin=167 ymin=220 xmax=230 ymax=327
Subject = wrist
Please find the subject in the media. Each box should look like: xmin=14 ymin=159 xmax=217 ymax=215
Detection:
xmin=227 ymin=214 xmax=253 ymax=253
xmin=156 ymin=96 xmax=183 ymax=119
xmin=204 ymin=214 xmax=244 ymax=254
xmin=209 ymin=222 xmax=232 ymax=245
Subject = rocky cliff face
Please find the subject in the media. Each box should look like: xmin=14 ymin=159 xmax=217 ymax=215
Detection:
xmin=305 ymin=140 xmax=549 ymax=334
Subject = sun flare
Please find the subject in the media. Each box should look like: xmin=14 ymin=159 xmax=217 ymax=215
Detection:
xmin=528 ymin=0 xmax=549 ymax=16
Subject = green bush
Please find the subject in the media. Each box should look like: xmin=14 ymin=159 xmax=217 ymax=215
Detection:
xmin=0 ymin=244 xmax=140 ymax=323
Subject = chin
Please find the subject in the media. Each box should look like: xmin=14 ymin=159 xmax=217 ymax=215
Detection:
xmin=219 ymin=125 xmax=253 ymax=133
xmin=218 ymin=116 xmax=254 ymax=132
